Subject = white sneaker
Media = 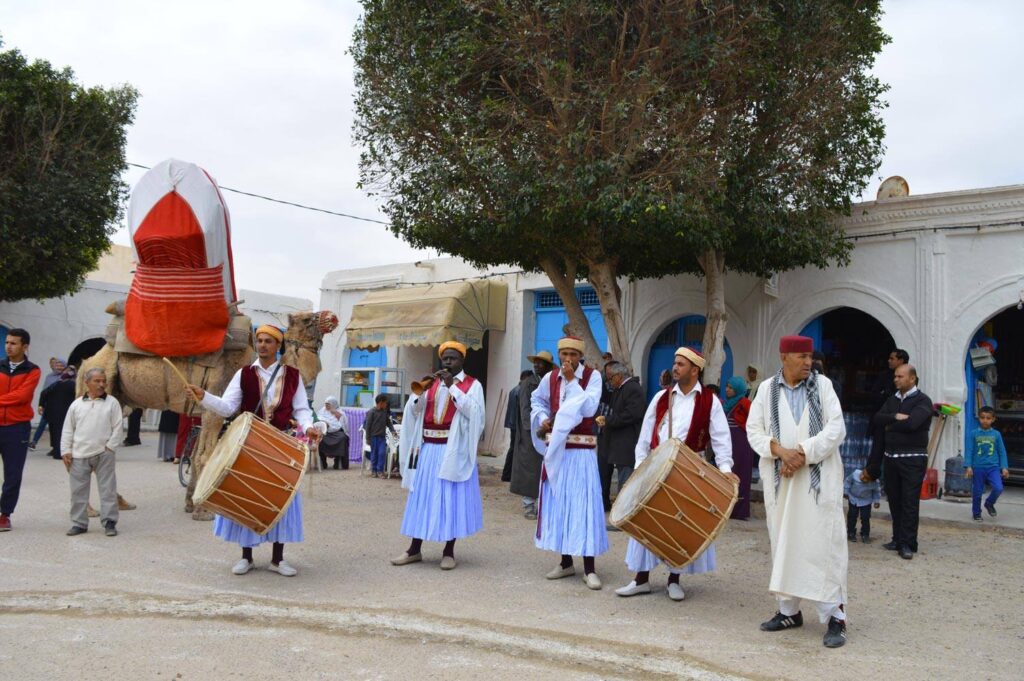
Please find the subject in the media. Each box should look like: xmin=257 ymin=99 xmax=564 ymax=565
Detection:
xmin=583 ymin=572 xmax=602 ymax=590
xmin=615 ymin=580 xmax=652 ymax=597
xmin=231 ymin=559 xmax=254 ymax=575
xmin=667 ymin=582 xmax=686 ymax=601
xmin=269 ymin=560 xmax=297 ymax=577
xmin=545 ymin=564 xmax=576 ymax=580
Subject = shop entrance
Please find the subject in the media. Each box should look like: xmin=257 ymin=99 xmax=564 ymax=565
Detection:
xmin=964 ymin=306 xmax=1024 ymax=483
xmin=800 ymin=307 xmax=896 ymax=475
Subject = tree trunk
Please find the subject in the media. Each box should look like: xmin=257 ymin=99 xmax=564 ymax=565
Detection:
xmin=699 ymin=249 xmax=728 ymax=388
xmin=539 ymin=257 xmax=604 ymax=368
xmin=587 ymin=259 xmax=632 ymax=372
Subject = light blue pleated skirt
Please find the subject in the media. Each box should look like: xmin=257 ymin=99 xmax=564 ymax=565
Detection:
xmin=400 ymin=442 xmax=483 ymax=542
xmin=625 ymin=537 xmax=716 ymax=575
xmin=535 ymin=449 xmax=609 ymax=557
xmin=213 ymin=493 xmax=304 ymax=548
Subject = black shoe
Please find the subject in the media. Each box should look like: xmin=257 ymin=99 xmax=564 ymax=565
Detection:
xmin=974 ymin=514 xmax=983 ymax=522
xmin=899 ymin=545 xmax=913 ymax=560
xmin=823 ymin=617 xmax=847 ymax=648
xmin=860 ymin=536 xmax=873 ymax=544
xmin=333 ymin=464 xmax=341 ymax=470
xmin=104 ymin=521 xmax=117 ymax=537
xmin=760 ymin=611 xmax=803 ymax=632
xmin=50 ymin=453 xmax=62 ymax=460
xmin=985 ymin=504 xmax=997 ymax=517
xmin=121 ymin=439 xmax=141 ymax=447
xmin=847 ymin=534 xmax=856 ymax=543
xmin=66 ymin=526 xmax=87 ymax=536
xmin=882 ymin=541 xmax=899 ymax=551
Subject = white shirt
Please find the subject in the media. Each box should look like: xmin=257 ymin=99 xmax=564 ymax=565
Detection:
xmin=201 ymin=359 xmax=313 ymax=431
xmin=317 ymin=407 xmax=346 ymax=433
xmin=61 ymin=394 xmax=123 ymax=459
xmin=896 ymin=386 xmax=919 ymax=401
xmin=634 ymin=382 xmax=733 ymax=473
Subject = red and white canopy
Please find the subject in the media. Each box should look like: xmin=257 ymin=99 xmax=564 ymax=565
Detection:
xmin=127 ymin=158 xmax=237 ymax=302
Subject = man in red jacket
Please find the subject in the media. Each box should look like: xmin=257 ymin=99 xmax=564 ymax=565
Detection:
xmin=1 ymin=328 xmax=42 ymax=531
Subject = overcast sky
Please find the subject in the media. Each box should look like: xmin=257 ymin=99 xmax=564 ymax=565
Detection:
xmin=3 ymin=1 xmax=1022 ymax=304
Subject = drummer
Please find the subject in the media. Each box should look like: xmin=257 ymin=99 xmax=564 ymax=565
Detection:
xmin=615 ymin=347 xmax=737 ymax=601
xmin=186 ymin=324 xmax=321 ymax=578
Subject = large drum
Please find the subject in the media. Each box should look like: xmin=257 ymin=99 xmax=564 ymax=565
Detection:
xmin=610 ymin=439 xmax=738 ymax=568
xmin=194 ymin=412 xmax=308 ymax=534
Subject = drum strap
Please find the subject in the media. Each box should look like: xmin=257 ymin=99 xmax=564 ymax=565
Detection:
xmin=254 ymin=363 xmax=282 ymax=421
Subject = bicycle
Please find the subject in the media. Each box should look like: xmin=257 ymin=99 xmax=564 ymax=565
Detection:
xmin=178 ymin=424 xmax=201 ymax=488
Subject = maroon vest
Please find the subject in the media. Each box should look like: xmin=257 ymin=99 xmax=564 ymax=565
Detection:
xmin=422 ymin=374 xmax=477 ymax=444
xmin=549 ymin=366 xmax=597 ymax=449
xmin=239 ymin=364 xmax=301 ymax=431
xmin=649 ymin=385 xmax=714 ymax=452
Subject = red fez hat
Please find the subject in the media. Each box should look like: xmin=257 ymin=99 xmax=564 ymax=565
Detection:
xmin=779 ymin=335 xmax=813 ymax=353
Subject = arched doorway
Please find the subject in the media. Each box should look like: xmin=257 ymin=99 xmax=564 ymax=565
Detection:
xmin=645 ymin=315 xmax=733 ymax=400
xmin=800 ymin=307 xmax=896 ymax=475
xmin=67 ymin=337 xmax=107 ymax=369
xmin=964 ymin=305 xmax=1024 ymax=483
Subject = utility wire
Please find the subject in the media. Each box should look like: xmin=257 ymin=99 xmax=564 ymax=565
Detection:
xmin=126 ymin=162 xmax=390 ymax=225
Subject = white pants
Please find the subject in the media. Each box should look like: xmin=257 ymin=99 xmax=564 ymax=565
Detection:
xmin=778 ymin=596 xmax=846 ymax=623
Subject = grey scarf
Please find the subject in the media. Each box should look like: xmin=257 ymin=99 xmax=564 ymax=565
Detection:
xmin=769 ymin=369 xmax=824 ymax=503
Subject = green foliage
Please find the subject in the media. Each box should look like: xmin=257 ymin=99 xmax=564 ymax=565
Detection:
xmin=352 ymin=0 xmax=888 ymax=281
xmin=0 ymin=40 xmax=138 ymax=302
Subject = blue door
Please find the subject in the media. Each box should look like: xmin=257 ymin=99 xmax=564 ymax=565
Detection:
xmin=345 ymin=346 xmax=387 ymax=405
xmin=645 ymin=316 xmax=733 ymax=400
xmin=533 ymin=288 xmax=608 ymax=358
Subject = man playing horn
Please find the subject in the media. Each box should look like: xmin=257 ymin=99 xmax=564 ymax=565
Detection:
xmin=615 ymin=347 xmax=735 ymax=601
xmin=187 ymin=324 xmax=322 ymax=577
xmin=391 ymin=341 xmax=485 ymax=570
xmin=530 ymin=336 xmax=608 ymax=590
xmin=745 ymin=335 xmax=849 ymax=648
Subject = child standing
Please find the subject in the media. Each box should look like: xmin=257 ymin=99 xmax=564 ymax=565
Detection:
xmin=965 ymin=406 xmax=1009 ymax=522
xmin=844 ymin=468 xmax=881 ymax=543
xmin=364 ymin=395 xmax=397 ymax=478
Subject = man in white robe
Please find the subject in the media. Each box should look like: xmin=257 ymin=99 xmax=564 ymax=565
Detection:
xmin=530 ymin=336 xmax=608 ymax=590
xmin=614 ymin=347 xmax=736 ymax=601
xmin=391 ymin=341 xmax=485 ymax=570
xmin=746 ymin=335 xmax=849 ymax=648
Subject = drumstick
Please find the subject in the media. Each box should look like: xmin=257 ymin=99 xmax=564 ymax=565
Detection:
xmin=162 ymin=357 xmax=192 ymax=392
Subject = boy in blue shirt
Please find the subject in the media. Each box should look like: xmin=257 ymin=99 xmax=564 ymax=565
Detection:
xmin=844 ymin=468 xmax=881 ymax=543
xmin=965 ymin=407 xmax=1009 ymax=522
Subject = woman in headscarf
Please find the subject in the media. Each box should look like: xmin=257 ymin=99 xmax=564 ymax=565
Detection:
xmin=723 ymin=375 xmax=754 ymax=520
xmin=317 ymin=396 xmax=350 ymax=470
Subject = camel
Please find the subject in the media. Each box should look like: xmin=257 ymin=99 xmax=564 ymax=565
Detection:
xmin=79 ymin=305 xmax=338 ymax=520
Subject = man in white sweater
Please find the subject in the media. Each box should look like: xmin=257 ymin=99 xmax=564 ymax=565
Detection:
xmin=61 ymin=368 xmax=123 ymax=537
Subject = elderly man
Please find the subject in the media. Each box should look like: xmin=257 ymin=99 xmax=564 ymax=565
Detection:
xmin=510 ymin=351 xmax=554 ymax=520
xmin=746 ymin=335 xmax=848 ymax=648
xmin=615 ymin=348 xmax=735 ymax=601
xmin=596 ymin=361 xmax=645 ymax=514
xmin=317 ymin=396 xmax=350 ymax=470
xmin=530 ymin=336 xmax=607 ymax=590
xmin=391 ymin=341 xmax=485 ymax=570
xmin=188 ymin=324 xmax=322 ymax=577
xmin=62 ymin=368 xmax=123 ymax=537
xmin=871 ymin=364 xmax=933 ymax=560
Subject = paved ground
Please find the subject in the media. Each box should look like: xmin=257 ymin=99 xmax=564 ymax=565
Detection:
xmin=2 ymin=435 xmax=1021 ymax=680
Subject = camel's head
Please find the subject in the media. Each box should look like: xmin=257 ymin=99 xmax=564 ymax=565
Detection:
xmin=283 ymin=310 xmax=339 ymax=387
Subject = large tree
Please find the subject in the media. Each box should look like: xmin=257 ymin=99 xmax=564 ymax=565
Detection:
xmin=0 ymin=40 xmax=138 ymax=302
xmin=353 ymin=1 xmax=887 ymax=379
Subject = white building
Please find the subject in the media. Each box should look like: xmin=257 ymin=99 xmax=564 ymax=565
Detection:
xmin=0 ymin=245 xmax=314 ymax=410
xmin=316 ymin=184 xmax=1024 ymax=482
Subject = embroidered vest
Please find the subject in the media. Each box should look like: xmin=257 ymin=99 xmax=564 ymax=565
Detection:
xmin=423 ymin=374 xmax=477 ymax=443
xmin=650 ymin=385 xmax=714 ymax=452
xmin=549 ymin=366 xmax=597 ymax=449
xmin=239 ymin=364 xmax=300 ymax=431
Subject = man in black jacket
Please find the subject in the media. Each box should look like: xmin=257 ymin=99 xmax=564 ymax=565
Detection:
xmin=596 ymin=362 xmax=645 ymax=512
xmin=869 ymin=364 xmax=933 ymax=560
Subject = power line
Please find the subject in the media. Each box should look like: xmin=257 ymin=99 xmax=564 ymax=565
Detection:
xmin=126 ymin=162 xmax=390 ymax=225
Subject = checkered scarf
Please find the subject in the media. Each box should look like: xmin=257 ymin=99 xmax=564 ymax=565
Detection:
xmin=769 ymin=369 xmax=824 ymax=503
